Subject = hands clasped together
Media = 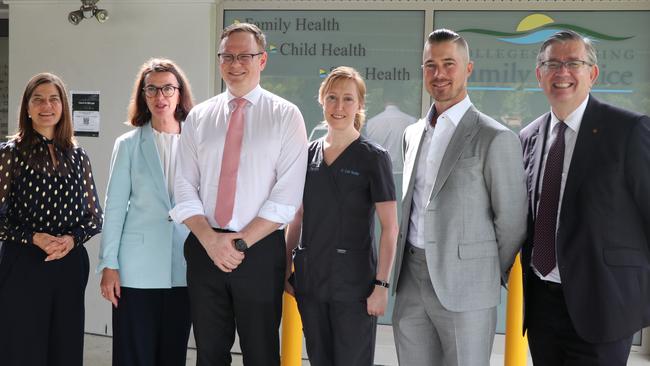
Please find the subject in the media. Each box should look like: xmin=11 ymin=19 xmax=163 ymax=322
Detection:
xmin=32 ymin=232 xmax=75 ymax=262
xmin=201 ymin=231 xmax=245 ymax=273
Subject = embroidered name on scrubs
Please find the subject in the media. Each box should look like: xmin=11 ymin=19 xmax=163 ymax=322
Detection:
xmin=339 ymin=168 xmax=360 ymax=176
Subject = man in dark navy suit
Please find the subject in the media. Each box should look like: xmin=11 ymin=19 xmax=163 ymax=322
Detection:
xmin=520 ymin=30 xmax=650 ymax=365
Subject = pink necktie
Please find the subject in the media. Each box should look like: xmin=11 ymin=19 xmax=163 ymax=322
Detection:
xmin=214 ymin=97 xmax=247 ymax=228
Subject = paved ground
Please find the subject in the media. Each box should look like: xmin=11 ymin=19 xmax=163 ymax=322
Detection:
xmin=84 ymin=325 xmax=650 ymax=365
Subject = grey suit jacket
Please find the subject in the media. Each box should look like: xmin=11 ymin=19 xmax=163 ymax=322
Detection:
xmin=391 ymin=105 xmax=527 ymax=312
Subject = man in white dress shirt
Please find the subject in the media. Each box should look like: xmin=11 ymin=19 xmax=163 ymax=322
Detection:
xmin=363 ymin=89 xmax=416 ymax=174
xmin=171 ymin=23 xmax=308 ymax=366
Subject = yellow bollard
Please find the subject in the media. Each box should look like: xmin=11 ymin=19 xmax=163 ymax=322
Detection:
xmin=504 ymin=253 xmax=528 ymax=366
xmin=281 ymin=291 xmax=303 ymax=366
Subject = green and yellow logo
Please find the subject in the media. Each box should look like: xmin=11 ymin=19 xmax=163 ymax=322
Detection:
xmin=459 ymin=14 xmax=632 ymax=44
xmin=318 ymin=68 xmax=328 ymax=78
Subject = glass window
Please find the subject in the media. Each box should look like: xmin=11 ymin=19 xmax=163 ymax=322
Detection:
xmin=223 ymin=10 xmax=425 ymax=140
xmin=435 ymin=11 xmax=650 ymax=133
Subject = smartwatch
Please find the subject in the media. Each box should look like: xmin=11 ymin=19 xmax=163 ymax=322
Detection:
xmin=234 ymin=239 xmax=248 ymax=252
xmin=374 ymin=279 xmax=390 ymax=289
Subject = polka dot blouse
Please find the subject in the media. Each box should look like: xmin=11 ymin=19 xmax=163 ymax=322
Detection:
xmin=0 ymin=136 xmax=103 ymax=246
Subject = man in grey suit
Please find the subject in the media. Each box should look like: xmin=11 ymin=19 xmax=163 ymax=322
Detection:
xmin=391 ymin=29 xmax=527 ymax=366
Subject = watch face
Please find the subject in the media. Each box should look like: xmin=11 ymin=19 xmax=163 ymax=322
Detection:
xmin=235 ymin=239 xmax=247 ymax=252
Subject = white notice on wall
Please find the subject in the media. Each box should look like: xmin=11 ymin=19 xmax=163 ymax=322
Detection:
xmin=71 ymin=91 xmax=100 ymax=137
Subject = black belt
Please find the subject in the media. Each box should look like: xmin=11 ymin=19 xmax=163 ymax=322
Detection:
xmin=532 ymin=273 xmax=563 ymax=293
xmin=213 ymin=228 xmax=235 ymax=233
xmin=214 ymin=228 xmax=284 ymax=237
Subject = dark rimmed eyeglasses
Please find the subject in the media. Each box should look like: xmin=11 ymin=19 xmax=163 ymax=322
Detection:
xmin=142 ymin=85 xmax=180 ymax=98
xmin=217 ymin=52 xmax=264 ymax=65
xmin=539 ymin=60 xmax=593 ymax=71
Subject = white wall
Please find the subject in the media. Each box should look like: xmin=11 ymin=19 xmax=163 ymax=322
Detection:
xmin=7 ymin=0 xmax=216 ymax=335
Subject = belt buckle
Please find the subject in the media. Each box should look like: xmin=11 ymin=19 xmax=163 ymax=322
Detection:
xmin=537 ymin=277 xmax=562 ymax=292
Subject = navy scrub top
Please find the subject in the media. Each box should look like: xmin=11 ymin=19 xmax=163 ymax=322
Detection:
xmin=294 ymin=136 xmax=395 ymax=301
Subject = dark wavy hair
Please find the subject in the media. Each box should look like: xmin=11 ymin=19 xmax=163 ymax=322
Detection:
xmin=13 ymin=72 xmax=75 ymax=150
xmin=127 ymin=58 xmax=194 ymax=127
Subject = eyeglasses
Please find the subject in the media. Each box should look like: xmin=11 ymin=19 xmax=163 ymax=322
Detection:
xmin=539 ymin=60 xmax=593 ymax=71
xmin=217 ymin=52 xmax=264 ymax=65
xmin=142 ymin=85 xmax=180 ymax=98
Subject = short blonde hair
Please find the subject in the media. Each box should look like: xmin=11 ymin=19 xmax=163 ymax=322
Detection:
xmin=318 ymin=66 xmax=367 ymax=131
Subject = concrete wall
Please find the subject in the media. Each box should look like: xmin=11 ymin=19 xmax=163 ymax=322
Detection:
xmin=6 ymin=0 xmax=216 ymax=335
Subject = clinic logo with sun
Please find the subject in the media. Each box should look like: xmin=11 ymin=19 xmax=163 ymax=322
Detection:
xmin=459 ymin=13 xmax=633 ymax=44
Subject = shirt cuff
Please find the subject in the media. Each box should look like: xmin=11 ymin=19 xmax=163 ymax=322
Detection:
xmin=96 ymin=259 xmax=119 ymax=274
xmin=23 ymin=229 xmax=34 ymax=246
xmin=67 ymin=228 xmax=83 ymax=247
xmin=258 ymin=200 xmax=298 ymax=226
xmin=170 ymin=200 xmax=206 ymax=224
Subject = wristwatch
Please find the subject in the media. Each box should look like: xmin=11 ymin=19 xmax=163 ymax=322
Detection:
xmin=234 ymin=239 xmax=248 ymax=252
xmin=374 ymin=279 xmax=390 ymax=289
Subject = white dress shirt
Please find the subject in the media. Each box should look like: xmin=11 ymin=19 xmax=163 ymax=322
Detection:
xmin=364 ymin=104 xmax=417 ymax=173
xmin=408 ymin=96 xmax=472 ymax=248
xmin=170 ymin=85 xmax=308 ymax=231
xmin=152 ymin=128 xmax=180 ymax=201
xmin=533 ymin=95 xmax=589 ymax=283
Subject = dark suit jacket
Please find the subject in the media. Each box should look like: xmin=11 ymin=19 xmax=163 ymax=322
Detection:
xmin=519 ymin=95 xmax=650 ymax=343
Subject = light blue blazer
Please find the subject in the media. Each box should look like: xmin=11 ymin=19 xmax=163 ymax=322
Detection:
xmin=98 ymin=123 xmax=189 ymax=288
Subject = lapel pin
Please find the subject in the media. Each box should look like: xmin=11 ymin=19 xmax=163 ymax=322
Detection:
xmin=593 ymin=128 xmax=598 ymax=134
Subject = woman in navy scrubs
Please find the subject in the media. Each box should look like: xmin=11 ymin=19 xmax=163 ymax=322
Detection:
xmin=286 ymin=66 xmax=399 ymax=366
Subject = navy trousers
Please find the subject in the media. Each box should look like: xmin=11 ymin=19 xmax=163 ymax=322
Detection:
xmin=112 ymin=286 xmax=191 ymax=366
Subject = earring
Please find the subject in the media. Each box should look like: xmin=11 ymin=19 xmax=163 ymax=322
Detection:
xmin=28 ymin=115 xmax=32 ymax=119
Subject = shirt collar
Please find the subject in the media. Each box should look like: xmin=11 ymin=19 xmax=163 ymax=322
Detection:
xmin=549 ymin=94 xmax=589 ymax=134
xmin=35 ymin=132 xmax=55 ymax=145
xmin=425 ymin=95 xmax=472 ymax=131
xmin=226 ymin=84 xmax=262 ymax=107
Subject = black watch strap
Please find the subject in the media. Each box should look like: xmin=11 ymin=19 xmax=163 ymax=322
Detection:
xmin=374 ymin=279 xmax=390 ymax=288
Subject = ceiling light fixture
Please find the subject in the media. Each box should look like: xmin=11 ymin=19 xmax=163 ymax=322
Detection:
xmin=68 ymin=0 xmax=109 ymax=25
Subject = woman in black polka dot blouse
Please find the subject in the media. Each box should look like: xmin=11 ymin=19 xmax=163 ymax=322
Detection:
xmin=0 ymin=73 xmax=103 ymax=366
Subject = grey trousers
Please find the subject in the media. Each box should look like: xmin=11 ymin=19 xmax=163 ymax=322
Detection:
xmin=392 ymin=245 xmax=496 ymax=366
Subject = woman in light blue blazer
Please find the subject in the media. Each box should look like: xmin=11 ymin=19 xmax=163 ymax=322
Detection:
xmin=98 ymin=58 xmax=194 ymax=366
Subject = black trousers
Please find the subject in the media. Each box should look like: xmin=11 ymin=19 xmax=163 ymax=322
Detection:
xmin=185 ymin=230 xmax=285 ymax=366
xmin=112 ymin=287 xmax=191 ymax=366
xmin=0 ymin=243 xmax=89 ymax=366
xmin=297 ymin=296 xmax=377 ymax=366
xmin=527 ymin=274 xmax=634 ymax=366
